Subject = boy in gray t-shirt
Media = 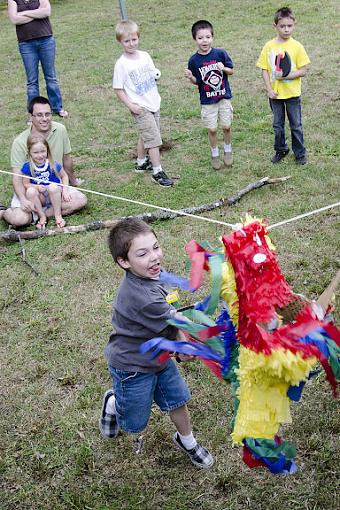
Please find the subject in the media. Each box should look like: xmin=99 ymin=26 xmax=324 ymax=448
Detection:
xmin=99 ymin=218 xmax=214 ymax=469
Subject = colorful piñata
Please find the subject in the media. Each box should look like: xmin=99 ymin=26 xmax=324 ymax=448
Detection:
xmin=140 ymin=218 xmax=340 ymax=474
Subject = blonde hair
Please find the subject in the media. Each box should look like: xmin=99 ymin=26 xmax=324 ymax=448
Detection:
xmin=27 ymin=134 xmax=56 ymax=179
xmin=115 ymin=19 xmax=139 ymax=41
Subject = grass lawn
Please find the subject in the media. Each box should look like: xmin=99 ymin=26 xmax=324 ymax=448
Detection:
xmin=0 ymin=1 xmax=339 ymax=509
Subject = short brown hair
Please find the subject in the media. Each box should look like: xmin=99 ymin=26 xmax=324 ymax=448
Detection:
xmin=191 ymin=20 xmax=214 ymax=39
xmin=115 ymin=19 xmax=140 ymax=41
xmin=274 ymin=7 xmax=295 ymax=24
xmin=28 ymin=96 xmax=51 ymax=114
xmin=108 ymin=218 xmax=156 ymax=263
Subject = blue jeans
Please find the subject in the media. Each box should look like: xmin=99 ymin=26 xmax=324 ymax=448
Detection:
xmin=269 ymin=97 xmax=305 ymax=159
xmin=109 ymin=360 xmax=191 ymax=433
xmin=18 ymin=36 xmax=63 ymax=113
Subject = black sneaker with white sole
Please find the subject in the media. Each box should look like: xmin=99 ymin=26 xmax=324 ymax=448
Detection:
xmin=152 ymin=171 xmax=174 ymax=187
xmin=173 ymin=433 xmax=214 ymax=469
xmin=135 ymin=158 xmax=153 ymax=173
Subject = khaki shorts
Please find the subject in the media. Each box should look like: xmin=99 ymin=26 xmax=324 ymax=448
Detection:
xmin=201 ymin=99 xmax=233 ymax=129
xmin=132 ymin=108 xmax=162 ymax=149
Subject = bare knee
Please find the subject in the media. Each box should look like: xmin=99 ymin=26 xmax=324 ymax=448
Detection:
xmin=61 ymin=191 xmax=87 ymax=216
xmin=47 ymin=183 xmax=60 ymax=195
xmin=208 ymin=128 xmax=218 ymax=135
xmin=3 ymin=208 xmax=31 ymax=227
xmin=222 ymin=126 xmax=231 ymax=133
xmin=26 ymin=186 xmax=39 ymax=199
xmin=73 ymin=192 xmax=87 ymax=211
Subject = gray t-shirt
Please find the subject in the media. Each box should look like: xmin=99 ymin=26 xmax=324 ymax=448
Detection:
xmin=105 ymin=271 xmax=178 ymax=373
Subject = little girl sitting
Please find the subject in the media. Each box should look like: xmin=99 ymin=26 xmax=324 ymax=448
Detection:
xmin=21 ymin=134 xmax=71 ymax=229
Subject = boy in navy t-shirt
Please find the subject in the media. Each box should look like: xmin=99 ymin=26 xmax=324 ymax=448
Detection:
xmin=186 ymin=20 xmax=234 ymax=170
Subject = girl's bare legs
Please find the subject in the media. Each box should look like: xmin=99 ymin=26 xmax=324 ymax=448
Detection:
xmin=25 ymin=186 xmax=46 ymax=228
xmin=46 ymin=183 xmax=64 ymax=227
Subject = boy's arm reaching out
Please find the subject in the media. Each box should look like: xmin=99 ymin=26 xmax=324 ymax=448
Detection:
xmin=114 ymin=89 xmax=143 ymax=115
xmin=184 ymin=69 xmax=197 ymax=85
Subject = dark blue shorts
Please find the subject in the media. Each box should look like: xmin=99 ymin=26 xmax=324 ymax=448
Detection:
xmin=108 ymin=359 xmax=191 ymax=434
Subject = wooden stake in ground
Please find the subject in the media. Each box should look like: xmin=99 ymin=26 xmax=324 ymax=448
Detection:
xmin=0 ymin=176 xmax=290 ymax=242
xmin=16 ymin=235 xmax=39 ymax=275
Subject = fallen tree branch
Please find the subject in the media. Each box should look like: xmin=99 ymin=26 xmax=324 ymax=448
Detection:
xmin=0 ymin=175 xmax=290 ymax=242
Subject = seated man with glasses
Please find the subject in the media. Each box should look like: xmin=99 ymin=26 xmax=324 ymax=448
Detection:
xmin=0 ymin=96 xmax=87 ymax=228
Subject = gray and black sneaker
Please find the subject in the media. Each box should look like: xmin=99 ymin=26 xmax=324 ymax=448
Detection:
xmin=152 ymin=171 xmax=174 ymax=187
xmin=173 ymin=433 xmax=214 ymax=469
xmin=295 ymin=155 xmax=307 ymax=165
xmin=99 ymin=389 xmax=120 ymax=439
xmin=135 ymin=158 xmax=153 ymax=173
xmin=271 ymin=150 xmax=289 ymax=163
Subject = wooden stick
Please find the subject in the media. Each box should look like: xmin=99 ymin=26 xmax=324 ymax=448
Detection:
xmin=17 ymin=235 xmax=39 ymax=275
xmin=0 ymin=175 xmax=290 ymax=242
xmin=316 ymin=269 xmax=340 ymax=312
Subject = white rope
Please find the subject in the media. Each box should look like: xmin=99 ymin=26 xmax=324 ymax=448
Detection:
xmin=1 ymin=169 xmax=339 ymax=231
xmin=0 ymin=169 xmax=235 ymax=228
xmin=268 ymin=202 xmax=340 ymax=230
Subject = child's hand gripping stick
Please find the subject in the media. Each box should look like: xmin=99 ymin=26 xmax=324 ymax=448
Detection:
xmin=273 ymin=52 xmax=283 ymax=94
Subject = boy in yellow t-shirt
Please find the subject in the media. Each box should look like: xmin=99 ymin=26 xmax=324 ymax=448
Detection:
xmin=257 ymin=7 xmax=310 ymax=164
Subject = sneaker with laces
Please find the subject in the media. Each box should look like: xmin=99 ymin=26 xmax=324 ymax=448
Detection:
xmin=152 ymin=171 xmax=174 ymax=187
xmin=211 ymin=156 xmax=222 ymax=170
xmin=135 ymin=158 xmax=153 ymax=173
xmin=173 ymin=433 xmax=214 ymax=469
xmin=223 ymin=152 xmax=233 ymax=167
xmin=271 ymin=150 xmax=289 ymax=163
xmin=99 ymin=389 xmax=120 ymax=439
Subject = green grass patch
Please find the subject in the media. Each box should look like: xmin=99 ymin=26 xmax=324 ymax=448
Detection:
xmin=0 ymin=1 xmax=339 ymax=509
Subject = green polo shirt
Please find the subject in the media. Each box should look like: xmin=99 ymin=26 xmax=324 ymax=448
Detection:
xmin=11 ymin=121 xmax=72 ymax=168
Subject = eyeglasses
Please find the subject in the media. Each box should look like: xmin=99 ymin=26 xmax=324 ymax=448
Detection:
xmin=32 ymin=112 xmax=52 ymax=119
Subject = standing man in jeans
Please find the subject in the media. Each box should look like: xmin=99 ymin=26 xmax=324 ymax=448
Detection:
xmin=8 ymin=0 xmax=68 ymax=118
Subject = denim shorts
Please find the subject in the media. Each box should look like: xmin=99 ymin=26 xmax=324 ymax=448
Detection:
xmin=108 ymin=359 xmax=191 ymax=433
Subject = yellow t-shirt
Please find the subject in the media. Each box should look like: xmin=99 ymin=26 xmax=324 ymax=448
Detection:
xmin=257 ymin=37 xmax=310 ymax=99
